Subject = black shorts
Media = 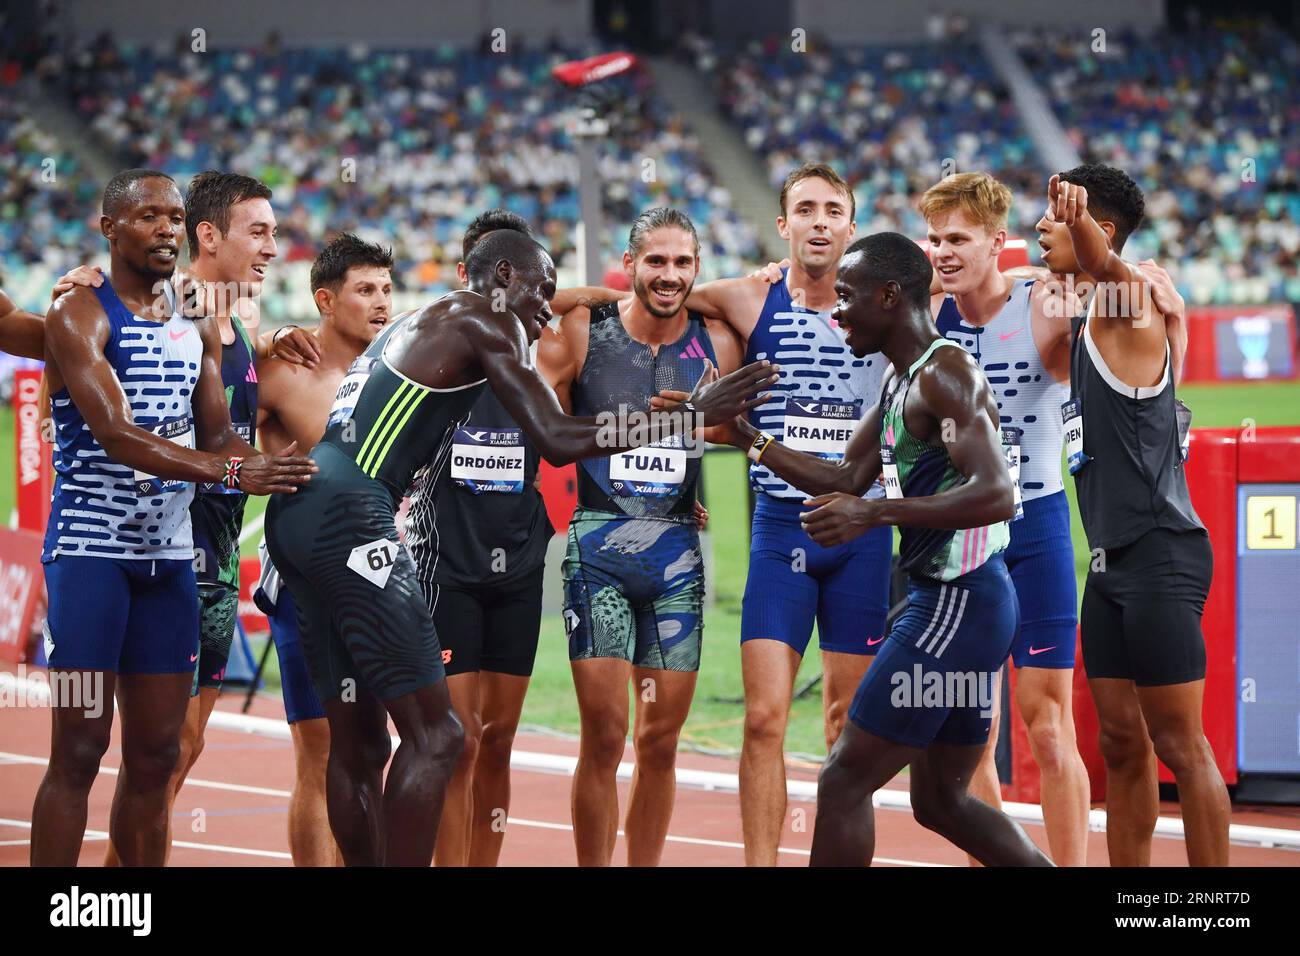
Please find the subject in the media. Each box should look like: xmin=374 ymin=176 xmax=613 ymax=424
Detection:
xmin=424 ymin=565 xmax=545 ymax=678
xmin=1081 ymin=528 xmax=1212 ymax=687
xmin=265 ymin=445 xmax=444 ymax=704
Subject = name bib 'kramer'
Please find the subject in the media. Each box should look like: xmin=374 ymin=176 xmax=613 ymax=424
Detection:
xmin=782 ymin=398 xmax=859 ymax=460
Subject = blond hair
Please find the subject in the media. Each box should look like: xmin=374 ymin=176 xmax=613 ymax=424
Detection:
xmin=918 ymin=172 xmax=1012 ymax=234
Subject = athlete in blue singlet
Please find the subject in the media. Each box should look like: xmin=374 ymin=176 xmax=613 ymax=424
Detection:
xmin=32 ymin=169 xmax=313 ymax=866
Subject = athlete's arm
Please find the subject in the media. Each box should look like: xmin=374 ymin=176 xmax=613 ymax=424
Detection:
xmin=549 ymin=286 xmax=628 ymax=315
xmin=191 ymin=317 xmax=317 ymax=493
xmin=683 ymin=275 xmax=766 ymax=332
xmin=472 ymin=306 xmax=776 ymax=466
xmin=0 ymin=290 xmax=45 ymax=360
xmin=537 ymin=323 xmax=576 ymax=413
xmin=801 ymin=352 xmax=1013 ymax=546
xmin=723 ymin=398 xmax=884 ymax=498
xmin=1051 ymin=175 xmax=1151 ymax=323
xmin=1138 ymin=259 xmax=1188 ymax=383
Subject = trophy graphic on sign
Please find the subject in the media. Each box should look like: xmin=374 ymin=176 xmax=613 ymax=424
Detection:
xmin=1233 ymin=316 xmax=1273 ymax=379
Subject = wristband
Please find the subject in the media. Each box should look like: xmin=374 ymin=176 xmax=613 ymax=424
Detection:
xmin=222 ymin=456 xmax=245 ymax=490
xmin=272 ymin=325 xmax=299 ymax=345
xmin=747 ymin=431 xmax=774 ymax=464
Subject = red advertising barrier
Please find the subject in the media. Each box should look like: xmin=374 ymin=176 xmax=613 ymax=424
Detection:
xmin=1182 ymin=304 xmax=1297 ymax=383
xmin=14 ymin=369 xmax=52 ymax=533
xmin=0 ymin=527 xmax=44 ymax=664
xmin=538 ymin=460 xmax=577 ymax=535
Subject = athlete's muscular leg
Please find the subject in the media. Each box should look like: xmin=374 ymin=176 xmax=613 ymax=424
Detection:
xmin=740 ymin=640 xmax=800 ymax=866
xmin=1137 ymin=680 xmax=1230 ymax=866
xmin=820 ymin=649 xmax=872 ymax=753
xmin=809 ymin=722 xmax=915 ymax=866
xmin=626 ymin=667 xmax=698 ymax=866
xmin=323 ymin=690 xmax=392 ymax=866
xmin=910 ymin=742 xmax=1053 ymax=866
xmin=570 ymin=658 xmax=632 ymax=866
xmin=1090 ymin=677 xmax=1158 ymax=866
xmin=470 ymin=671 xmax=531 ymax=867
xmin=31 ymin=670 xmax=116 ymax=866
xmin=288 ymin=718 xmax=340 ymax=866
xmin=435 ymin=672 xmax=482 ymax=867
xmin=966 ymin=670 xmax=1003 ymax=866
xmin=381 ymin=678 xmax=464 ymax=867
xmin=1017 ymin=667 xmax=1090 ymax=866
xmin=108 ymin=672 xmax=193 ymax=866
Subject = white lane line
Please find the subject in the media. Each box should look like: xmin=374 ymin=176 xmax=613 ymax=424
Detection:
xmin=0 ymin=817 xmax=290 ymax=861
xmin=506 ymin=817 xmax=946 ymax=867
xmin=238 ymin=510 xmax=265 ymax=545
xmin=0 ymin=751 xmax=291 ymax=799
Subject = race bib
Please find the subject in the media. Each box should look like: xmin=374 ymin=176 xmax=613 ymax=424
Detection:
xmin=1001 ymin=427 xmax=1024 ymax=521
xmin=346 ymin=537 xmax=401 ymax=589
xmin=134 ymin=416 xmax=195 ymax=495
xmin=1175 ymin=398 xmax=1192 ymax=462
xmin=1061 ymin=399 xmax=1089 ymax=475
xmin=880 ymin=446 xmax=903 ymax=500
xmin=451 ymin=427 xmax=526 ymax=494
xmin=782 ymin=398 xmax=860 ymax=460
xmin=609 ymin=437 xmax=687 ymax=497
xmin=327 ymin=358 xmax=376 ymax=429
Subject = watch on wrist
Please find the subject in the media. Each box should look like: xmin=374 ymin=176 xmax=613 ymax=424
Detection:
xmin=272 ymin=325 xmax=299 ymax=345
xmin=747 ymin=431 xmax=774 ymax=464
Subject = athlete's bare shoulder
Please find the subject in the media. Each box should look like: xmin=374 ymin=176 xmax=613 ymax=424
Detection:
xmin=915 ymin=341 xmax=991 ymax=414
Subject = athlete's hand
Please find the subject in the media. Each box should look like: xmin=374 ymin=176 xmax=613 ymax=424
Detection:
xmin=799 ymin=492 xmax=880 ymax=546
xmin=652 ymin=387 xmax=741 ymax=446
xmin=1048 ymin=174 xmax=1089 ymax=227
xmin=749 ymin=259 xmax=790 ymax=285
xmin=693 ymin=499 xmax=709 ymax=531
xmin=688 ymin=359 xmax=779 ymax=427
xmin=1137 ymin=259 xmax=1184 ymax=322
xmin=237 ymin=441 xmax=319 ymax=495
xmin=51 ymin=264 xmax=104 ymax=301
xmin=272 ymin=327 xmax=323 ymax=368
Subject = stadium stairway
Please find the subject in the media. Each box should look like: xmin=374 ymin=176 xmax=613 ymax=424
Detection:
xmin=977 ymin=26 xmax=1081 ymax=174
xmin=647 ymin=56 xmax=787 ymax=262
xmin=27 ymin=86 xmax=120 ymax=184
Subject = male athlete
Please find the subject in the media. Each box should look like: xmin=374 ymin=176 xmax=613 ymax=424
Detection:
xmin=255 ymin=233 xmax=396 ymax=866
xmin=264 ymin=229 xmax=774 ymax=866
xmin=721 ymin=231 xmax=1051 ymax=866
xmin=32 ymin=169 xmax=313 ymax=866
xmin=645 ymin=164 xmax=890 ymax=865
xmin=546 ymin=208 xmax=743 ymax=866
xmin=1043 ymin=165 xmax=1229 ymax=866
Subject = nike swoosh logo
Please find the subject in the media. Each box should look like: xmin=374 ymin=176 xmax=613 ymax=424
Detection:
xmin=999 ymin=328 xmax=1023 ymax=341
xmin=189 ymin=653 xmax=198 ymax=662
xmin=866 ymin=636 xmax=885 ymax=647
xmin=1027 ymin=645 xmax=1056 ymax=656
xmin=169 ymin=327 xmax=191 ymax=340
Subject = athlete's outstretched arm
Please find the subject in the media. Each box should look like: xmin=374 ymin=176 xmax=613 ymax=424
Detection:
xmin=472 ymin=310 xmax=776 ymax=467
xmin=683 ymin=275 xmax=767 ymax=330
xmin=549 ymin=286 xmax=628 ymax=315
xmin=0 ymin=290 xmax=45 ymax=360
xmin=800 ymin=353 xmax=1013 ymax=546
xmin=724 ymin=400 xmax=884 ymax=498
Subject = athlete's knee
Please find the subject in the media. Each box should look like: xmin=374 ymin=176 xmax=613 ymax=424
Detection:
xmin=823 ymin=701 xmax=850 ymax=751
xmin=1097 ymin=719 xmax=1153 ymax=771
xmin=48 ymin=731 xmax=112 ymax=792
xmin=1024 ymin=710 xmax=1071 ymax=776
xmin=633 ymin=722 xmax=681 ymax=775
xmin=1147 ymin=726 xmax=1211 ymax=778
xmin=478 ymin=720 xmax=517 ymax=771
xmin=580 ymin=712 xmax=628 ymax=769
xmin=455 ymin=711 xmax=483 ymax=770
xmin=816 ymin=750 xmax=867 ymax=810
xmin=743 ymin=698 xmax=788 ymax=749
xmin=120 ymin=737 xmax=182 ymax=790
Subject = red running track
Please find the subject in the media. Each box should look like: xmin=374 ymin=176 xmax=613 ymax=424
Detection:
xmin=2 ymin=667 xmax=1297 ymax=867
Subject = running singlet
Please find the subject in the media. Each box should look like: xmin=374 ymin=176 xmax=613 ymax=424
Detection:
xmin=318 ymin=313 xmax=485 ymax=505
xmin=406 ymin=381 xmax=552 ymax=588
xmin=880 ymin=339 xmax=1009 ymax=581
xmin=935 ymin=280 xmax=1068 ymax=501
xmin=573 ymin=301 xmax=717 ymax=519
xmin=744 ymin=269 xmax=885 ymax=500
xmin=43 ymin=278 xmax=202 ymax=561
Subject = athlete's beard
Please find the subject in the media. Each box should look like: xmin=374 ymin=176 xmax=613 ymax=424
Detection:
xmin=634 ymin=272 xmax=695 ymax=319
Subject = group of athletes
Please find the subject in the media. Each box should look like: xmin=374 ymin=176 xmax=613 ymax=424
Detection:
xmin=0 ymin=154 xmax=1231 ymax=867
